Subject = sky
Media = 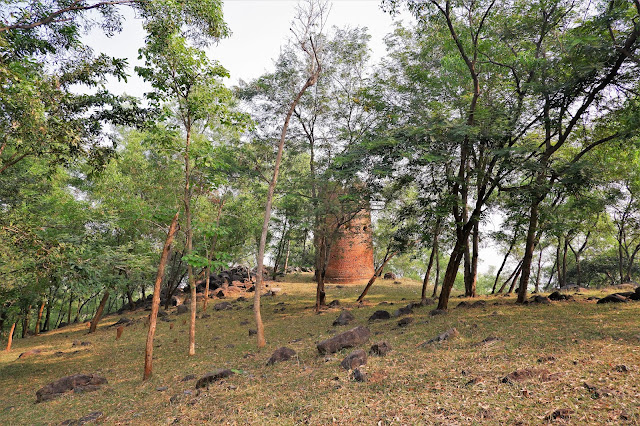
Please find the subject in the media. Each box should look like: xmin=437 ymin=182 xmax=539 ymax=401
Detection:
xmin=85 ymin=0 xmax=505 ymax=273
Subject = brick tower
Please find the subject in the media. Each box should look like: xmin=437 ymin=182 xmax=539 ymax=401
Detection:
xmin=324 ymin=208 xmax=375 ymax=284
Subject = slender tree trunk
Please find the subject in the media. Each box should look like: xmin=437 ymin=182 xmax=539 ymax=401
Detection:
xmin=507 ymin=266 xmax=522 ymax=294
xmin=254 ymin=67 xmax=320 ymax=348
xmin=144 ymin=212 xmax=179 ymax=381
xmin=534 ymin=247 xmax=543 ymax=293
xmin=561 ymin=237 xmax=569 ymax=288
xmin=35 ymin=300 xmax=45 ymax=336
xmin=5 ymin=323 xmax=15 ymax=351
xmin=22 ymin=305 xmax=31 ymax=338
xmin=470 ymin=220 xmax=479 ymax=297
xmin=422 ymin=219 xmax=442 ymax=302
xmin=203 ymin=199 xmax=224 ymax=313
xmin=492 ymin=233 xmax=517 ymax=294
xmin=89 ymin=290 xmax=110 ymax=333
xmin=283 ymin=239 xmax=291 ymax=273
xmin=67 ymin=293 xmax=73 ymax=324
xmin=498 ymin=259 xmax=524 ymax=294
xmin=517 ymin=201 xmax=539 ymax=303
xmin=435 ymin=250 xmax=441 ymax=291
xmin=357 ymin=250 xmax=396 ymax=302
xmin=183 ymin=127 xmax=198 ymax=357
xmin=272 ymin=219 xmax=288 ymax=280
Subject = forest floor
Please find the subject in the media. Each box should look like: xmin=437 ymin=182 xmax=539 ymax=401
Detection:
xmin=1 ymin=274 xmax=639 ymax=425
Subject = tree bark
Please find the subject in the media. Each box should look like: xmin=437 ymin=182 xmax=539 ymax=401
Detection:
xmin=469 ymin=220 xmax=479 ymax=297
xmin=35 ymin=300 xmax=45 ymax=336
xmin=534 ymin=247 xmax=543 ymax=293
xmin=421 ymin=220 xmax=441 ymax=302
xmin=492 ymin=233 xmax=517 ymax=294
xmin=144 ymin=212 xmax=179 ymax=381
xmin=432 ymin=244 xmax=440 ymax=297
xmin=357 ymin=250 xmax=396 ymax=302
xmin=5 ymin=323 xmax=15 ymax=351
xmin=254 ymin=63 xmax=320 ymax=347
xmin=89 ymin=290 xmax=110 ymax=333
xmin=517 ymin=201 xmax=539 ymax=303
xmin=437 ymin=234 xmax=466 ymax=310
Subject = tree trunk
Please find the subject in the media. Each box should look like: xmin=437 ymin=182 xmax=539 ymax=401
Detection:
xmin=437 ymin=234 xmax=466 ymax=310
xmin=67 ymin=293 xmax=73 ymax=324
xmin=492 ymin=233 xmax=517 ymax=294
xmin=144 ymin=212 xmax=179 ymax=381
xmin=497 ymin=259 xmax=524 ymax=294
xmin=534 ymin=247 xmax=543 ymax=293
xmin=183 ymin=127 xmax=198 ymax=357
xmin=422 ymin=219 xmax=441 ymax=302
xmin=357 ymin=251 xmax=396 ymax=302
xmin=517 ymin=201 xmax=539 ymax=303
xmin=433 ymin=244 xmax=441 ymax=297
xmin=254 ymin=66 xmax=320 ymax=348
xmin=35 ymin=300 xmax=45 ymax=336
xmin=283 ymin=239 xmax=291 ymax=273
xmin=469 ymin=220 xmax=479 ymax=297
xmin=272 ymin=219 xmax=288 ymax=280
xmin=89 ymin=290 xmax=110 ymax=333
xmin=22 ymin=305 xmax=31 ymax=338
xmin=5 ymin=323 xmax=15 ymax=352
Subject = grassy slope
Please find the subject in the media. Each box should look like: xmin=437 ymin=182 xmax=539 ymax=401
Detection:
xmin=0 ymin=274 xmax=639 ymax=425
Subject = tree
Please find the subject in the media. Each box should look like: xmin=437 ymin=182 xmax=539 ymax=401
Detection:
xmin=252 ymin=0 xmax=327 ymax=347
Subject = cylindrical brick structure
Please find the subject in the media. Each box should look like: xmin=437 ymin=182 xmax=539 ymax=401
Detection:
xmin=324 ymin=208 xmax=375 ymax=284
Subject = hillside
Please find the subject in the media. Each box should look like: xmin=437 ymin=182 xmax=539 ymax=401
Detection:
xmin=1 ymin=276 xmax=639 ymax=425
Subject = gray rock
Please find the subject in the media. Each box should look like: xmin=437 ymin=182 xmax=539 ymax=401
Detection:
xmin=36 ymin=374 xmax=107 ymax=403
xmin=214 ymin=302 xmax=233 ymax=311
xmin=597 ymin=294 xmax=629 ymax=304
xmin=369 ymin=341 xmax=392 ymax=356
xmin=176 ymin=305 xmax=189 ymax=315
xmin=421 ymin=327 xmax=459 ymax=346
xmin=351 ymin=368 xmax=367 ymax=382
xmin=317 ymin=326 xmax=370 ymax=354
xmin=332 ymin=310 xmax=355 ymax=326
xmin=195 ymin=369 xmax=234 ymax=389
xmin=368 ymin=310 xmax=391 ymax=321
xmin=341 ymin=349 xmax=367 ymax=370
xmin=266 ymin=347 xmax=296 ymax=365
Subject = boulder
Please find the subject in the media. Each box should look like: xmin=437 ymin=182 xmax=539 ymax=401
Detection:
xmin=597 ymin=294 xmax=629 ymax=304
xmin=369 ymin=341 xmax=392 ymax=356
xmin=176 ymin=305 xmax=189 ymax=315
xmin=195 ymin=369 xmax=234 ymax=389
xmin=214 ymin=302 xmax=233 ymax=311
xmin=397 ymin=317 xmax=414 ymax=327
xmin=328 ymin=299 xmax=341 ymax=307
xmin=529 ymin=295 xmax=551 ymax=304
xmin=392 ymin=305 xmax=413 ymax=317
xmin=383 ymin=272 xmax=397 ymax=280
xmin=351 ymin=368 xmax=367 ymax=382
xmin=471 ymin=300 xmax=487 ymax=308
xmin=36 ymin=374 xmax=107 ymax=403
xmin=332 ymin=310 xmax=355 ymax=326
xmin=341 ymin=349 xmax=367 ymax=370
xmin=317 ymin=326 xmax=370 ymax=354
xmin=266 ymin=347 xmax=296 ymax=365
xmin=368 ymin=310 xmax=391 ymax=321
xmin=112 ymin=317 xmax=133 ymax=326
xmin=18 ymin=349 xmax=42 ymax=359
xmin=548 ymin=291 xmax=573 ymax=301
xmin=59 ymin=411 xmax=103 ymax=425
xmin=429 ymin=309 xmax=447 ymax=316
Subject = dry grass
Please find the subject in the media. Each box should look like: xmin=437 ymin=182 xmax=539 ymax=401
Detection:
xmin=1 ymin=275 xmax=639 ymax=425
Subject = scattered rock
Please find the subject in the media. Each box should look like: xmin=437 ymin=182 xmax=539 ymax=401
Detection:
xmin=156 ymin=386 xmax=168 ymax=392
xmin=351 ymin=368 xmax=367 ymax=382
xmin=465 ymin=377 xmax=483 ymax=386
xmin=537 ymin=355 xmax=556 ymax=363
xmin=317 ymin=326 xmax=370 ymax=354
xmin=266 ymin=347 xmax=296 ymax=365
xmin=72 ymin=341 xmax=92 ymax=347
xmin=597 ymin=294 xmax=629 ymax=304
xmin=368 ymin=310 xmax=391 ymax=321
xmin=236 ymin=296 xmax=247 ymax=302
xmin=383 ymin=272 xmax=397 ymax=280
xmin=613 ymin=364 xmax=629 ymax=372
xmin=176 ymin=305 xmax=189 ymax=315
xmin=397 ymin=317 xmax=414 ymax=327
xmin=341 ymin=349 xmax=367 ymax=370
xmin=545 ymin=409 xmax=573 ymax=420
xmin=248 ymin=329 xmax=257 ymax=336
xmin=529 ymin=295 xmax=551 ymax=304
xmin=59 ymin=411 xmax=103 ymax=425
xmin=195 ymin=369 xmax=234 ymax=389
xmin=548 ymin=291 xmax=573 ymax=301
xmin=216 ymin=290 xmax=225 ymax=298
xmin=501 ymin=368 xmax=551 ymax=384
xmin=18 ymin=349 xmax=42 ymax=358
xmin=332 ymin=310 xmax=355 ymax=326
xmin=478 ymin=336 xmax=501 ymax=346
xmin=471 ymin=300 xmax=486 ymax=308
xmin=328 ymin=300 xmax=341 ymax=307
xmin=181 ymin=374 xmax=196 ymax=382
xmin=421 ymin=328 xmax=459 ymax=346
xmin=214 ymin=302 xmax=232 ymax=311
xmin=429 ymin=309 xmax=447 ymax=316
xmin=419 ymin=298 xmax=435 ymax=306
xmin=456 ymin=301 xmax=470 ymax=309
xmin=393 ymin=305 xmax=413 ymax=317
xmin=369 ymin=341 xmax=392 ymax=356
xmin=112 ymin=317 xmax=133 ymax=326
xmin=36 ymin=374 xmax=108 ymax=403
xmin=583 ymin=382 xmax=615 ymax=398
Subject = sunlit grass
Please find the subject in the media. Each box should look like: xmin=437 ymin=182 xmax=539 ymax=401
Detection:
xmin=1 ymin=274 xmax=639 ymax=424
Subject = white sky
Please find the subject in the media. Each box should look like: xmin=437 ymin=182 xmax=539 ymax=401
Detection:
xmin=85 ymin=0 xmax=504 ymax=273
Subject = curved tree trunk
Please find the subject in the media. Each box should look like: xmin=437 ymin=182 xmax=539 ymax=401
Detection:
xmin=89 ymin=290 xmax=110 ymax=333
xmin=357 ymin=250 xmax=396 ymax=302
xmin=517 ymin=201 xmax=539 ymax=303
xmin=144 ymin=212 xmax=179 ymax=380
xmin=34 ymin=300 xmax=45 ymax=336
xmin=5 ymin=323 xmax=15 ymax=351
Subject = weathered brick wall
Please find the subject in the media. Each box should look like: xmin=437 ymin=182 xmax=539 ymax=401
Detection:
xmin=324 ymin=209 xmax=375 ymax=284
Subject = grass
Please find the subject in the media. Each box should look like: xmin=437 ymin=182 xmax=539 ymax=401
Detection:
xmin=1 ymin=274 xmax=639 ymax=424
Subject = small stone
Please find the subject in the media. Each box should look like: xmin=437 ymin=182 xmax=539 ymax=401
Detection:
xmin=18 ymin=349 xmax=42 ymax=358
xmin=176 ymin=305 xmax=189 ymax=315
xmin=328 ymin=300 xmax=340 ymax=307
xmin=368 ymin=310 xmax=391 ymax=321
xmin=597 ymin=294 xmax=628 ymax=304
xmin=36 ymin=374 xmax=108 ymax=403
xmin=393 ymin=305 xmax=413 ymax=317
xmin=332 ymin=310 xmax=355 ymax=326
xmin=266 ymin=347 xmax=296 ymax=365
xmin=340 ymin=349 xmax=367 ymax=370
xmin=613 ymin=364 xmax=629 ymax=372
xmin=421 ymin=328 xmax=459 ymax=346
xmin=317 ymin=326 xmax=370 ymax=354
xmin=248 ymin=329 xmax=257 ymax=336
xmin=157 ymin=386 xmax=168 ymax=392
xmin=214 ymin=302 xmax=232 ymax=311
xmin=429 ymin=309 xmax=447 ymax=316
xmin=195 ymin=369 xmax=234 ymax=389
xmin=397 ymin=317 xmax=414 ymax=327
xmin=181 ymin=374 xmax=196 ymax=382
xmin=351 ymin=368 xmax=367 ymax=382
xmin=369 ymin=341 xmax=392 ymax=356
xmin=545 ymin=409 xmax=573 ymax=420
